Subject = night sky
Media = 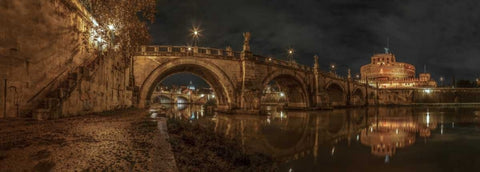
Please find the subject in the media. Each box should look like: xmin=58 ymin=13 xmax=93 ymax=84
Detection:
xmin=150 ymin=0 xmax=480 ymax=87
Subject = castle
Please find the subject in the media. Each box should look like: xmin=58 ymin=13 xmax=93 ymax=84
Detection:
xmin=360 ymin=48 xmax=437 ymax=88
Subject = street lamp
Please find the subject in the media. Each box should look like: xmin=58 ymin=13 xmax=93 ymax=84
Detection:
xmin=330 ymin=64 xmax=336 ymax=74
xmin=439 ymin=77 xmax=444 ymax=87
xmin=108 ymin=24 xmax=115 ymax=31
xmin=190 ymin=26 xmax=201 ymax=47
xmin=287 ymin=48 xmax=295 ymax=62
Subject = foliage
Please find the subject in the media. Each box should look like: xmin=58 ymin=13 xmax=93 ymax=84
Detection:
xmin=81 ymin=0 xmax=156 ymax=61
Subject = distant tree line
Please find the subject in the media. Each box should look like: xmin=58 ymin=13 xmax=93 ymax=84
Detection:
xmin=455 ymin=80 xmax=478 ymax=88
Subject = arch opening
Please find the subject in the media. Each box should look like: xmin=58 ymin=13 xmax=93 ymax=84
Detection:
xmin=326 ymin=83 xmax=345 ymax=106
xmin=139 ymin=60 xmax=234 ymax=111
xmin=351 ymin=89 xmax=365 ymax=106
xmin=151 ymin=73 xmax=215 ymax=105
xmin=262 ymin=74 xmax=309 ymax=109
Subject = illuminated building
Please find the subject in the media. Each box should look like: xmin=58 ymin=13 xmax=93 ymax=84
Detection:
xmin=360 ymin=49 xmax=437 ymax=88
xmin=187 ymin=81 xmax=196 ymax=90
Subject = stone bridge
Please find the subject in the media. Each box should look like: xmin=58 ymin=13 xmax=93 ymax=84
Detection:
xmin=133 ymin=44 xmax=378 ymax=112
xmin=150 ymin=91 xmax=207 ymax=104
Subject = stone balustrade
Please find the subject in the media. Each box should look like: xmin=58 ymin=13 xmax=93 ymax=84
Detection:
xmin=137 ymin=45 xmax=313 ymax=71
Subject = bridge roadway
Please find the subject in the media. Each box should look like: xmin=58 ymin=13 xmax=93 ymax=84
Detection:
xmin=133 ymin=45 xmax=377 ymax=112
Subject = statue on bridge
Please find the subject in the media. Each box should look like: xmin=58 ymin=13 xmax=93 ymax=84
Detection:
xmin=242 ymin=32 xmax=251 ymax=52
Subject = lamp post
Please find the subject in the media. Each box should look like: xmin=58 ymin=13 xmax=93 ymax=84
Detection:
xmin=287 ymin=48 xmax=295 ymax=63
xmin=330 ymin=64 xmax=336 ymax=75
xmin=439 ymin=76 xmax=444 ymax=87
xmin=191 ymin=26 xmax=201 ymax=47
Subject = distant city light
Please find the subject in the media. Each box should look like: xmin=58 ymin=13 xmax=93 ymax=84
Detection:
xmin=424 ymin=89 xmax=432 ymax=94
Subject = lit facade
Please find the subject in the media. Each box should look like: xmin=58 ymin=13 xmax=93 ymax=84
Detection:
xmin=360 ymin=51 xmax=437 ymax=88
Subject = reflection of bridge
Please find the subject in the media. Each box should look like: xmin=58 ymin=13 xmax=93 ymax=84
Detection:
xmin=211 ymin=109 xmax=368 ymax=162
xmin=207 ymin=107 xmax=441 ymax=162
xmin=133 ymin=35 xmax=378 ymax=112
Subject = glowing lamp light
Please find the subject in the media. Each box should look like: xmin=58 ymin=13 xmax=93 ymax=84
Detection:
xmin=279 ymin=92 xmax=285 ymax=97
xmin=187 ymin=47 xmax=192 ymax=51
xmin=194 ymin=30 xmax=198 ymax=36
xmin=108 ymin=24 xmax=115 ymax=30
xmin=424 ymin=89 xmax=432 ymax=94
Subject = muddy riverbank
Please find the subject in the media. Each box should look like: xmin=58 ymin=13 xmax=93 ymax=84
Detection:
xmin=0 ymin=109 xmax=177 ymax=171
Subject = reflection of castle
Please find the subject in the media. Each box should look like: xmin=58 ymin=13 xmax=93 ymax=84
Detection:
xmin=360 ymin=110 xmax=437 ymax=157
xmin=360 ymin=49 xmax=437 ymax=88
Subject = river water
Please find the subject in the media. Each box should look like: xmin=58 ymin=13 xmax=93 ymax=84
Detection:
xmin=159 ymin=104 xmax=480 ymax=171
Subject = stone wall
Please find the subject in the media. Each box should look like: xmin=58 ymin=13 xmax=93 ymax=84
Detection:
xmin=377 ymin=88 xmax=480 ymax=105
xmin=0 ymin=0 xmax=132 ymax=118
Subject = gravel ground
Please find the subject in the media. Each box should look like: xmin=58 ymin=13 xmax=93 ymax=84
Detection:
xmin=0 ymin=109 xmax=177 ymax=171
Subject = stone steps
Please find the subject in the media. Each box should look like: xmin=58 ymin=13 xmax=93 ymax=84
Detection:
xmin=31 ymin=57 xmax=101 ymax=120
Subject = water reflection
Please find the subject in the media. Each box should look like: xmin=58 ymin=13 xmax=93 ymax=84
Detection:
xmin=163 ymin=105 xmax=480 ymax=171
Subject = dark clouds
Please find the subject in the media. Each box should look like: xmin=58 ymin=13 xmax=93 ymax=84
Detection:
xmin=150 ymin=0 xmax=480 ymax=82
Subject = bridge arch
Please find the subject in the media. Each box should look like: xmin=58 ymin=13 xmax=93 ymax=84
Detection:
xmin=151 ymin=95 xmax=173 ymax=104
xmin=262 ymin=70 xmax=310 ymax=108
xmin=351 ymin=88 xmax=366 ymax=106
xmin=138 ymin=58 xmax=235 ymax=110
xmin=175 ymin=95 xmax=189 ymax=104
xmin=325 ymin=81 xmax=346 ymax=106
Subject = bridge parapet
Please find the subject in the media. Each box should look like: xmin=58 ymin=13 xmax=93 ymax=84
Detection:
xmin=138 ymin=45 xmax=241 ymax=59
xmin=138 ymin=45 xmax=313 ymax=71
